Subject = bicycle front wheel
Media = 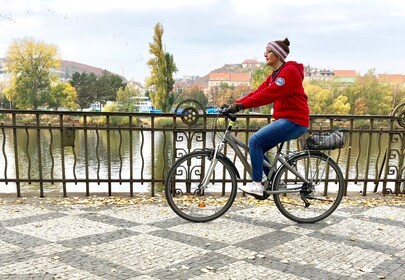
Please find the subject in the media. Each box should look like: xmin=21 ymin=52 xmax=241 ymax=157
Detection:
xmin=273 ymin=151 xmax=344 ymax=223
xmin=165 ymin=150 xmax=238 ymax=222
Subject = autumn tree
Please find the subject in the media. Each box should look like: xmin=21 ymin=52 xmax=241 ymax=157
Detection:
xmin=214 ymin=84 xmax=234 ymax=106
xmin=251 ymin=65 xmax=272 ymax=89
xmin=344 ymin=70 xmax=393 ymax=115
xmin=0 ymin=80 xmax=11 ymax=108
xmin=48 ymin=82 xmax=79 ymax=110
xmin=233 ymin=84 xmax=250 ymax=99
xmin=5 ymin=37 xmax=60 ymax=109
xmin=207 ymin=86 xmax=220 ymax=107
xmin=178 ymin=85 xmax=208 ymax=106
xmin=354 ymin=97 xmax=367 ymax=115
xmin=331 ymin=95 xmax=351 ymax=114
xmin=146 ymin=23 xmax=178 ymax=112
xmin=304 ymin=82 xmax=333 ymax=114
xmin=388 ymin=82 xmax=405 ymax=109
xmin=212 ymin=84 xmax=250 ymax=109
xmin=249 ymin=66 xmax=274 ymax=113
xmin=116 ymin=84 xmax=140 ymax=112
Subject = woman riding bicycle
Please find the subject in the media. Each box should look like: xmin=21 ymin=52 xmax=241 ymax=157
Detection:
xmin=227 ymin=38 xmax=310 ymax=196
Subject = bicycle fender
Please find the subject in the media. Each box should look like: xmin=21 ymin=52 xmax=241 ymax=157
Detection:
xmin=284 ymin=150 xmax=326 ymax=161
xmin=204 ymin=148 xmax=241 ymax=179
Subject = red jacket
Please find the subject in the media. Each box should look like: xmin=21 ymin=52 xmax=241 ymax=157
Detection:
xmin=236 ymin=61 xmax=310 ymax=127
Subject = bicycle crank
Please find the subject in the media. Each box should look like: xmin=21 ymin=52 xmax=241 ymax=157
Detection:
xmin=251 ymin=193 xmax=270 ymax=200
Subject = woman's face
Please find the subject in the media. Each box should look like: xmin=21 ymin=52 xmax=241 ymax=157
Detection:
xmin=264 ymin=50 xmax=278 ymax=67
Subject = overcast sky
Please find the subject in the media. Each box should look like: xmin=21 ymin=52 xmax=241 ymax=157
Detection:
xmin=1 ymin=0 xmax=404 ymax=83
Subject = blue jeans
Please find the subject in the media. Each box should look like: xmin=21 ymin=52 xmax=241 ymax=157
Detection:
xmin=248 ymin=118 xmax=308 ymax=182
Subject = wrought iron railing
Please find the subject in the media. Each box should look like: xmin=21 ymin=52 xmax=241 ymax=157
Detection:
xmin=0 ymin=100 xmax=404 ymax=197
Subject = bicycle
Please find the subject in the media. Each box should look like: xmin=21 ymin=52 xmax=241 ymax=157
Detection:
xmin=164 ymin=107 xmax=345 ymax=223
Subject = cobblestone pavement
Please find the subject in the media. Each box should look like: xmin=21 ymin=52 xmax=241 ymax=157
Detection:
xmin=0 ymin=197 xmax=404 ymax=280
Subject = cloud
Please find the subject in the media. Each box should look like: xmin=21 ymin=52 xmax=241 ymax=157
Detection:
xmin=1 ymin=0 xmax=405 ymax=81
xmin=46 ymin=0 xmax=218 ymax=14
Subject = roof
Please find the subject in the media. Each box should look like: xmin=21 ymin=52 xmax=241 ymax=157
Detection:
xmin=230 ymin=72 xmax=251 ymax=82
xmin=378 ymin=74 xmax=405 ymax=84
xmin=209 ymin=72 xmax=230 ymax=81
xmin=209 ymin=72 xmax=251 ymax=82
xmin=333 ymin=70 xmax=357 ymax=77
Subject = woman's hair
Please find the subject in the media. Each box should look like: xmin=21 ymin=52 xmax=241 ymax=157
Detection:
xmin=266 ymin=38 xmax=290 ymax=61
xmin=275 ymin=38 xmax=290 ymax=55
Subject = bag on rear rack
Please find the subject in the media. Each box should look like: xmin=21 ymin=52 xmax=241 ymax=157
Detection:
xmin=305 ymin=130 xmax=345 ymax=150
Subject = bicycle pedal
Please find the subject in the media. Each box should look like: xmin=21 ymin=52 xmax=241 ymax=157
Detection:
xmin=252 ymin=193 xmax=269 ymax=200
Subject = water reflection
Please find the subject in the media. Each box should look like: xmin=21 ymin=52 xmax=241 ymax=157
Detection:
xmin=0 ymin=128 xmax=173 ymax=193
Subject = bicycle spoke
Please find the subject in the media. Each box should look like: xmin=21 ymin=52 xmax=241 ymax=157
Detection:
xmin=165 ymin=150 xmax=237 ymax=222
xmin=273 ymin=152 xmax=344 ymax=223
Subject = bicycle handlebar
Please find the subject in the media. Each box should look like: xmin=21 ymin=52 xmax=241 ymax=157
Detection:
xmin=219 ymin=106 xmax=237 ymax=122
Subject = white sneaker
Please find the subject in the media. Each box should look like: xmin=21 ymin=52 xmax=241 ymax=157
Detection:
xmin=239 ymin=182 xmax=264 ymax=196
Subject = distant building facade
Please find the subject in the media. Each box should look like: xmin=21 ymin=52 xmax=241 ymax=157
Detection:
xmin=333 ymin=70 xmax=357 ymax=83
xmin=241 ymin=59 xmax=261 ymax=69
xmin=208 ymin=72 xmax=251 ymax=88
xmin=305 ymin=66 xmax=357 ymax=84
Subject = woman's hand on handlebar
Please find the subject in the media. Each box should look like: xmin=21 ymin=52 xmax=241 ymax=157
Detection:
xmin=219 ymin=104 xmax=237 ymax=121
xmin=220 ymin=103 xmax=244 ymax=113
xmin=228 ymin=103 xmax=244 ymax=113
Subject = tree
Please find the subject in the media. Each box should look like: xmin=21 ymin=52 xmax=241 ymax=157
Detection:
xmin=331 ymin=95 xmax=351 ymax=114
xmin=215 ymin=84 xmax=250 ymax=109
xmin=116 ymin=84 xmax=140 ymax=112
xmin=207 ymin=86 xmax=220 ymax=107
xmin=5 ymin=37 xmax=60 ymax=109
xmin=146 ymin=23 xmax=178 ymax=112
xmin=388 ymin=82 xmax=405 ymax=110
xmin=345 ymin=70 xmax=392 ymax=115
xmin=178 ymin=85 xmax=208 ymax=106
xmin=69 ymin=72 xmax=98 ymax=110
xmin=48 ymin=82 xmax=79 ymax=110
xmin=304 ymin=83 xmax=333 ymax=114
xmin=354 ymin=97 xmax=367 ymax=115
xmin=249 ymin=66 xmax=274 ymax=113
xmin=233 ymin=84 xmax=250 ymax=99
xmin=164 ymin=53 xmax=179 ymax=110
xmin=251 ymin=65 xmax=272 ymax=89
xmin=95 ymin=71 xmax=126 ymax=102
xmin=0 ymin=80 xmax=11 ymax=108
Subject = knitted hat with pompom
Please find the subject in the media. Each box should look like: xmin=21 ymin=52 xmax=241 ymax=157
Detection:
xmin=266 ymin=38 xmax=290 ymax=61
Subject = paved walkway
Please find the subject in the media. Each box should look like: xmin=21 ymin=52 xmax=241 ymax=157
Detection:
xmin=0 ymin=195 xmax=404 ymax=280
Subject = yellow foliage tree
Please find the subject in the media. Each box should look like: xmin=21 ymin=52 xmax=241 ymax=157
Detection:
xmin=145 ymin=23 xmax=177 ymax=112
xmin=5 ymin=37 xmax=60 ymax=109
xmin=331 ymin=95 xmax=351 ymax=114
xmin=49 ymin=82 xmax=79 ymax=110
xmin=116 ymin=85 xmax=140 ymax=112
xmin=304 ymin=83 xmax=333 ymax=114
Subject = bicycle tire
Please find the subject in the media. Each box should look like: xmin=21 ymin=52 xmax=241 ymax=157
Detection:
xmin=272 ymin=151 xmax=344 ymax=223
xmin=165 ymin=150 xmax=238 ymax=222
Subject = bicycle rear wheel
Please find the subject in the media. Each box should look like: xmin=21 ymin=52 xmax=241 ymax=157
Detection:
xmin=273 ymin=151 xmax=344 ymax=223
xmin=165 ymin=150 xmax=238 ymax=222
